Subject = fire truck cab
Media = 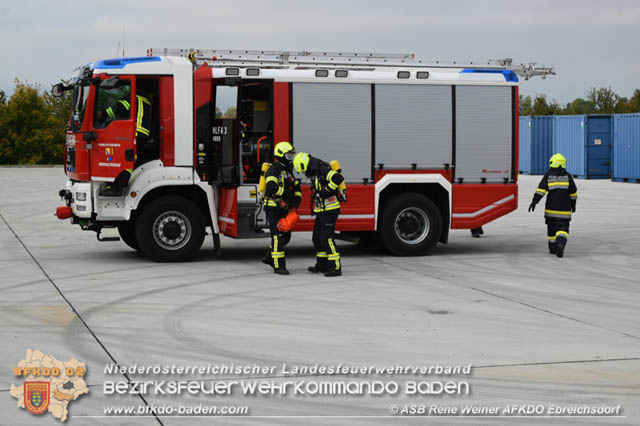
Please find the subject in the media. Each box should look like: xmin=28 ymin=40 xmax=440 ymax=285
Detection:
xmin=55 ymin=49 xmax=528 ymax=262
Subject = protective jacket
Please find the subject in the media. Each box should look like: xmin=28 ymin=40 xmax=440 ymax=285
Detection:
xmin=264 ymin=161 xmax=302 ymax=209
xmin=310 ymin=160 xmax=345 ymax=213
xmin=106 ymin=95 xmax=152 ymax=139
xmin=532 ymin=168 xmax=578 ymax=219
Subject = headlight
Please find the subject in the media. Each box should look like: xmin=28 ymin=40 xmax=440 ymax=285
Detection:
xmin=76 ymin=192 xmax=86 ymax=202
xmin=76 ymin=205 xmax=86 ymax=212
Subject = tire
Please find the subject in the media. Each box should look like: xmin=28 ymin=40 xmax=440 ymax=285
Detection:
xmin=379 ymin=193 xmax=443 ymax=256
xmin=117 ymin=221 xmax=140 ymax=251
xmin=135 ymin=196 xmax=205 ymax=262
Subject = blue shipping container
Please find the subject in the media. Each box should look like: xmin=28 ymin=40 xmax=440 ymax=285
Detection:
xmin=518 ymin=116 xmax=531 ymax=174
xmin=553 ymin=115 xmax=587 ymax=178
xmin=612 ymin=113 xmax=640 ymax=182
xmin=585 ymin=115 xmax=612 ymax=179
xmin=530 ymin=116 xmax=554 ymax=175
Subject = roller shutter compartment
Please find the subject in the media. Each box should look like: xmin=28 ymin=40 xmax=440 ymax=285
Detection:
xmin=292 ymin=83 xmax=371 ymax=183
xmin=455 ymin=86 xmax=512 ymax=183
xmin=375 ymin=84 xmax=452 ymax=170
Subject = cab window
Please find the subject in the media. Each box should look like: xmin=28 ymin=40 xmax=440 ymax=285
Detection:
xmin=215 ymin=86 xmax=238 ymax=119
xmin=71 ymin=82 xmax=90 ymax=130
xmin=93 ymin=79 xmax=132 ymax=129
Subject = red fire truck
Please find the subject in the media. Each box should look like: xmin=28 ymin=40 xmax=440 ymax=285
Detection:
xmin=54 ymin=49 xmax=553 ymax=261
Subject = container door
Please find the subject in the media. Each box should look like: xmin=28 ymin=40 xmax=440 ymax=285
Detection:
xmin=586 ymin=116 xmax=611 ymax=178
xmin=89 ymin=75 xmax=137 ymax=182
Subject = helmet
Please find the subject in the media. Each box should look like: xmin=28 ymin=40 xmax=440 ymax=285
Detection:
xmin=274 ymin=142 xmax=295 ymax=162
xmin=293 ymin=152 xmax=310 ymax=173
xmin=549 ymin=153 xmax=566 ymax=169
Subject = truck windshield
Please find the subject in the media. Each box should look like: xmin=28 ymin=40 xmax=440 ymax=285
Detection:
xmin=71 ymin=82 xmax=90 ymax=131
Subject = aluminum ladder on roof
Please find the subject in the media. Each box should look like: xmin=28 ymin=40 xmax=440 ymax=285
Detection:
xmin=147 ymin=48 xmax=555 ymax=79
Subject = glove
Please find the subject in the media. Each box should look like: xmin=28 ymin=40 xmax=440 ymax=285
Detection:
xmin=528 ymin=202 xmax=536 ymax=213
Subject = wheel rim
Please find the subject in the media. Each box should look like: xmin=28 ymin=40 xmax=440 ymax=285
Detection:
xmin=152 ymin=211 xmax=192 ymax=251
xmin=394 ymin=207 xmax=430 ymax=245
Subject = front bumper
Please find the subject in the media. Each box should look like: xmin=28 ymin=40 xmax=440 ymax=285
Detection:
xmin=62 ymin=180 xmax=93 ymax=219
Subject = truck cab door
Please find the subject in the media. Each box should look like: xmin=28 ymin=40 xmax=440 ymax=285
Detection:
xmin=89 ymin=75 xmax=137 ymax=182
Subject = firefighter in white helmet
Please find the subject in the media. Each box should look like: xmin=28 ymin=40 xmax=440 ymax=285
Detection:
xmin=262 ymin=142 xmax=301 ymax=275
xmin=293 ymin=152 xmax=345 ymax=277
xmin=528 ymin=153 xmax=578 ymax=258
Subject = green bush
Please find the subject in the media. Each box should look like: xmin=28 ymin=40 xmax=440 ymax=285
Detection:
xmin=0 ymin=80 xmax=71 ymax=165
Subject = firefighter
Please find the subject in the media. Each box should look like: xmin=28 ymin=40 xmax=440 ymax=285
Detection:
xmin=103 ymin=89 xmax=153 ymax=195
xmin=262 ymin=142 xmax=301 ymax=275
xmin=293 ymin=152 xmax=345 ymax=277
xmin=528 ymin=153 xmax=578 ymax=258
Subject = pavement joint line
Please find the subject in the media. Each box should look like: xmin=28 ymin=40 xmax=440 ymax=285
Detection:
xmin=0 ymin=213 xmax=166 ymax=426
xmin=377 ymin=258 xmax=640 ymax=342
xmin=474 ymin=356 xmax=640 ymax=369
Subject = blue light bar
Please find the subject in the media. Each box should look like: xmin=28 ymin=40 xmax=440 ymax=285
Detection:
xmin=93 ymin=56 xmax=161 ymax=70
xmin=460 ymin=69 xmax=519 ymax=82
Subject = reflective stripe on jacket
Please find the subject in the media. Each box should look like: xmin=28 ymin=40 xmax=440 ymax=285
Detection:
xmin=105 ymin=96 xmax=151 ymax=137
xmin=264 ymin=162 xmax=301 ymax=209
xmin=532 ymin=169 xmax=577 ymax=219
xmin=311 ymin=164 xmax=344 ymax=213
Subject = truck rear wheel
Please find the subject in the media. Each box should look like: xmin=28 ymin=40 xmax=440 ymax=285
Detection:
xmin=379 ymin=193 xmax=442 ymax=256
xmin=135 ymin=196 xmax=205 ymax=262
xmin=117 ymin=221 xmax=140 ymax=251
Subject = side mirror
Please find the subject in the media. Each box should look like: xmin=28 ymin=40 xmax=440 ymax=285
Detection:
xmin=52 ymin=83 xmax=69 ymax=97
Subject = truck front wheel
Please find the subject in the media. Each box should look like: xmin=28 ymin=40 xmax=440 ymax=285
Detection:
xmin=117 ymin=221 xmax=140 ymax=251
xmin=379 ymin=193 xmax=443 ymax=256
xmin=135 ymin=196 xmax=205 ymax=262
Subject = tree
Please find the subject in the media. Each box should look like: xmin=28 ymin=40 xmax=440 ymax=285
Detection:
xmin=531 ymin=94 xmax=561 ymax=116
xmin=0 ymin=80 xmax=70 ymax=165
xmin=564 ymin=97 xmax=596 ymax=115
xmin=628 ymin=89 xmax=640 ymax=113
xmin=519 ymin=95 xmax=533 ymax=116
xmin=585 ymin=87 xmax=619 ymax=113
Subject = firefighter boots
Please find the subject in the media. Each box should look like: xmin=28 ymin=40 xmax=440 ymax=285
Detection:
xmin=308 ymin=255 xmax=328 ymax=273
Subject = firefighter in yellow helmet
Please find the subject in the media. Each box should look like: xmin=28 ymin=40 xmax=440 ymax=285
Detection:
xmin=528 ymin=153 xmax=578 ymax=257
xmin=293 ymin=152 xmax=345 ymax=277
xmin=262 ymin=142 xmax=301 ymax=275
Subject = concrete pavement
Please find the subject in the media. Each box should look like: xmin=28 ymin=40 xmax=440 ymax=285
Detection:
xmin=0 ymin=167 xmax=638 ymax=425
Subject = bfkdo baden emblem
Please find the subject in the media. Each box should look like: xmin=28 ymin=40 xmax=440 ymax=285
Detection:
xmin=24 ymin=382 xmax=50 ymax=415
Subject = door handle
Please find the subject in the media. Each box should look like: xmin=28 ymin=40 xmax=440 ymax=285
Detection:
xmin=125 ymin=149 xmax=135 ymax=162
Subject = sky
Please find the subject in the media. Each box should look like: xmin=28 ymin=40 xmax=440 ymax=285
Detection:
xmin=1 ymin=0 xmax=638 ymax=104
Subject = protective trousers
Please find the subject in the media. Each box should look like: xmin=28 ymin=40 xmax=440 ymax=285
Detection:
xmin=546 ymin=218 xmax=570 ymax=253
xmin=312 ymin=209 xmax=341 ymax=272
xmin=266 ymin=207 xmax=291 ymax=270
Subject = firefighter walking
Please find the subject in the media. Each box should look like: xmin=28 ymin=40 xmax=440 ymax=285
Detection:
xmin=293 ymin=153 xmax=346 ymax=277
xmin=528 ymin=153 xmax=578 ymax=258
xmin=262 ymin=142 xmax=301 ymax=275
